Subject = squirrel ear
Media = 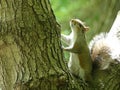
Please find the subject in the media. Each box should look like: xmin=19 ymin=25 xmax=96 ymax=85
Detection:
xmin=85 ymin=27 xmax=89 ymax=31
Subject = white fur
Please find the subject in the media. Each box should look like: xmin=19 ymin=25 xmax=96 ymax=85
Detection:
xmin=68 ymin=53 xmax=85 ymax=79
xmin=89 ymin=33 xmax=112 ymax=69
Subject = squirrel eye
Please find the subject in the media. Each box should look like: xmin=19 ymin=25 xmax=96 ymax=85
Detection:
xmin=79 ymin=23 xmax=82 ymax=27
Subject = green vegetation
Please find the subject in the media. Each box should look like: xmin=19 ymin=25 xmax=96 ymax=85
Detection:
xmin=51 ymin=0 xmax=120 ymax=42
xmin=51 ymin=0 xmax=120 ymax=60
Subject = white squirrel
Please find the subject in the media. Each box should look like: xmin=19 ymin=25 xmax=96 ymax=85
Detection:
xmin=89 ymin=11 xmax=120 ymax=70
xmin=61 ymin=19 xmax=92 ymax=81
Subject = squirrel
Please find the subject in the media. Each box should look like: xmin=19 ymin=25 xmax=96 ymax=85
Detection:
xmin=61 ymin=19 xmax=92 ymax=81
xmin=61 ymin=11 xmax=120 ymax=81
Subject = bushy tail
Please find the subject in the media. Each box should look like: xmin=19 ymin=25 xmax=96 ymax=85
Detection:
xmin=89 ymin=10 xmax=120 ymax=70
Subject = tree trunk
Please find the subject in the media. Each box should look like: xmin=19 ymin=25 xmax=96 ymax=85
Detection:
xmin=0 ymin=0 xmax=120 ymax=90
xmin=0 ymin=0 xmax=71 ymax=90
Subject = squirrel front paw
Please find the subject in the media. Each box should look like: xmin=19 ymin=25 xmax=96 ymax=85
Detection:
xmin=61 ymin=46 xmax=69 ymax=51
xmin=61 ymin=46 xmax=65 ymax=50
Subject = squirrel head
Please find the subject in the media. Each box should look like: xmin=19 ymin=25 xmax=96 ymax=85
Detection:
xmin=70 ymin=19 xmax=89 ymax=32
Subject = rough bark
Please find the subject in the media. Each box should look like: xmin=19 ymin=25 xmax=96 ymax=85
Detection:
xmin=92 ymin=63 xmax=120 ymax=90
xmin=0 ymin=0 xmax=120 ymax=90
xmin=0 ymin=0 xmax=71 ymax=90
